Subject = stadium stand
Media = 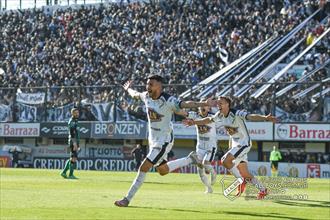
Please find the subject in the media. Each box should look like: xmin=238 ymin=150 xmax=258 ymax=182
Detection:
xmin=0 ymin=0 xmax=329 ymax=122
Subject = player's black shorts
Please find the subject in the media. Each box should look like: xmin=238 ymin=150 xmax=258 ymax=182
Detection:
xmin=271 ymin=161 xmax=279 ymax=169
xmin=70 ymin=142 xmax=79 ymax=159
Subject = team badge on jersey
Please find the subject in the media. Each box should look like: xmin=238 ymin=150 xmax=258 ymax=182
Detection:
xmin=148 ymin=108 xmax=164 ymax=122
xmin=224 ymin=126 xmax=238 ymax=135
xmin=197 ymin=125 xmax=212 ymax=134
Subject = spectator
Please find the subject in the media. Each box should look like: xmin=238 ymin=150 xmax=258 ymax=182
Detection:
xmin=9 ymin=146 xmax=20 ymax=168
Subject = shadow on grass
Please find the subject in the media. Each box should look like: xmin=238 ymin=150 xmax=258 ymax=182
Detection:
xmin=129 ymin=206 xmax=309 ymax=220
xmin=115 ymin=180 xmax=191 ymax=185
xmin=274 ymin=200 xmax=330 ymax=208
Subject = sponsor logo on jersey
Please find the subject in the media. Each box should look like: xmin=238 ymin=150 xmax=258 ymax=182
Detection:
xmin=224 ymin=126 xmax=238 ymax=135
xmin=197 ymin=125 xmax=211 ymax=134
xmin=147 ymin=108 xmax=164 ymax=122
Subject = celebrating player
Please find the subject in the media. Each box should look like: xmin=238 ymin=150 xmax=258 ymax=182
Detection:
xmin=60 ymin=108 xmax=80 ymax=179
xmin=177 ymin=105 xmax=218 ymax=194
xmin=114 ymin=75 xmax=217 ymax=207
xmin=183 ymin=96 xmax=277 ymax=199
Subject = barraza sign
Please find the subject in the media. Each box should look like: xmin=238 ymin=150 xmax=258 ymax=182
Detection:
xmin=275 ymin=123 xmax=330 ymax=141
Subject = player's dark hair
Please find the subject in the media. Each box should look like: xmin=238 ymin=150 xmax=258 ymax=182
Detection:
xmin=219 ymin=96 xmax=232 ymax=107
xmin=147 ymin=74 xmax=164 ymax=83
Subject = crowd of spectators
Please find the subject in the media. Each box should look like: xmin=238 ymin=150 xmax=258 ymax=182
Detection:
xmin=281 ymin=149 xmax=330 ymax=164
xmin=0 ymin=0 xmax=329 ymax=122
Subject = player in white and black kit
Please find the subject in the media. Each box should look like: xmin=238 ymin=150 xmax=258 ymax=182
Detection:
xmin=184 ymin=96 xmax=277 ymax=199
xmin=182 ymin=105 xmax=218 ymax=193
xmin=114 ymin=75 xmax=217 ymax=207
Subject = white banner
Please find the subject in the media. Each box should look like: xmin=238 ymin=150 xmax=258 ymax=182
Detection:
xmin=275 ymin=107 xmax=313 ymax=122
xmin=0 ymin=104 xmax=11 ymax=122
xmin=16 ymin=103 xmax=37 ymax=122
xmin=47 ymin=103 xmax=74 ymax=121
xmin=91 ymin=103 xmax=114 ymax=121
xmin=0 ymin=123 xmax=40 ymax=137
xmin=275 ymin=123 xmax=330 ymax=141
xmin=16 ymin=92 xmax=45 ymax=104
xmin=173 ymin=122 xmax=273 ymax=140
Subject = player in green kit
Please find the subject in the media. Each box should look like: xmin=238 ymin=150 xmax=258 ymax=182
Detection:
xmin=61 ymin=108 xmax=80 ymax=179
xmin=270 ymin=146 xmax=282 ymax=177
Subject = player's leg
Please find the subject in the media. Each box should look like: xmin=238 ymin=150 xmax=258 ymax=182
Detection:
xmin=222 ymin=153 xmax=242 ymax=179
xmin=61 ymin=143 xmax=73 ymax=178
xmin=222 ymin=145 xmax=250 ymax=179
xmin=157 ymin=143 xmax=201 ymax=176
xmin=115 ymin=144 xmax=169 ymax=207
xmin=194 ymin=149 xmax=212 ymax=193
xmin=115 ymin=158 xmax=153 ymax=207
xmin=68 ymin=145 xmax=78 ymax=179
xmin=61 ymin=159 xmax=70 ymax=178
xmin=237 ymin=161 xmax=267 ymax=199
xmin=203 ymin=147 xmax=217 ymax=185
xmin=68 ymin=156 xmax=77 ymax=179
xmin=271 ymin=161 xmax=279 ymax=177
xmin=198 ymin=167 xmax=213 ymax=193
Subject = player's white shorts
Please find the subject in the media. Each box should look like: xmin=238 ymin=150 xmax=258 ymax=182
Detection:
xmin=146 ymin=141 xmax=173 ymax=167
xmin=222 ymin=145 xmax=251 ymax=166
xmin=196 ymin=147 xmax=217 ymax=163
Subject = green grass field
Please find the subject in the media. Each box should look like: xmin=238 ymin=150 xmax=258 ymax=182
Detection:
xmin=0 ymin=168 xmax=329 ymax=220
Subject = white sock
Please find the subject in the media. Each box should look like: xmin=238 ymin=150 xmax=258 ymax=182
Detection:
xmin=205 ymin=164 xmax=217 ymax=184
xmin=167 ymin=157 xmax=192 ymax=172
xmin=126 ymin=171 xmax=146 ymax=201
xmin=250 ymin=177 xmax=265 ymax=191
xmin=229 ymin=166 xmax=242 ymax=179
xmin=198 ymin=168 xmax=211 ymax=188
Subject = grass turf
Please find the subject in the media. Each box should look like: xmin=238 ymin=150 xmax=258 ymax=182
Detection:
xmin=0 ymin=168 xmax=329 ymax=220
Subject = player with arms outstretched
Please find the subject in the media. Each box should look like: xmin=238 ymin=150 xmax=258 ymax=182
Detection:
xmin=184 ymin=96 xmax=277 ymax=199
xmin=114 ymin=75 xmax=216 ymax=207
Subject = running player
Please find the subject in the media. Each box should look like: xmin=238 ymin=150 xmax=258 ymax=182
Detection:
xmin=114 ymin=75 xmax=216 ymax=207
xmin=178 ymin=105 xmax=218 ymax=193
xmin=183 ymin=96 xmax=277 ymax=199
xmin=60 ymin=108 xmax=80 ymax=179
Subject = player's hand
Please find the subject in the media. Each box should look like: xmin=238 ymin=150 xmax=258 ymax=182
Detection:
xmin=123 ymin=80 xmax=133 ymax=91
xmin=206 ymin=98 xmax=217 ymax=107
xmin=265 ymin=114 xmax=277 ymax=123
xmin=182 ymin=118 xmax=195 ymax=126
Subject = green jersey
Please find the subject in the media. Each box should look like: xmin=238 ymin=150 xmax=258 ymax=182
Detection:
xmin=68 ymin=117 xmax=80 ymax=144
xmin=270 ymin=150 xmax=282 ymax=161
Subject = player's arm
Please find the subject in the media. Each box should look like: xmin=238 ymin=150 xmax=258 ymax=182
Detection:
xmin=123 ymin=80 xmax=142 ymax=99
xmin=174 ymin=110 xmax=189 ymax=117
xmin=180 ymin=97 xmax=217 ymax=108
xmin=246 ymin=113 xmax=276 ymax=123
xmin=69 ymin=122 xmax=78 ymax=151
xmin=182 ymin=117 xmax=213 ymax=126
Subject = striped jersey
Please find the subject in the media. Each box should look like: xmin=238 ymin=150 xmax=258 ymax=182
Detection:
xmin=212 ymin=109 xmax=251 ymax=147
xmin=188 ymin=111 xmax=217 ymax=150
xmin=139 ymin=92 xmax=181 ymax=145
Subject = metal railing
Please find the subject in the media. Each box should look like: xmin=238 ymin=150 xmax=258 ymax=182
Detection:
xmin=0 ymin=81 xmax=329 ymax=123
